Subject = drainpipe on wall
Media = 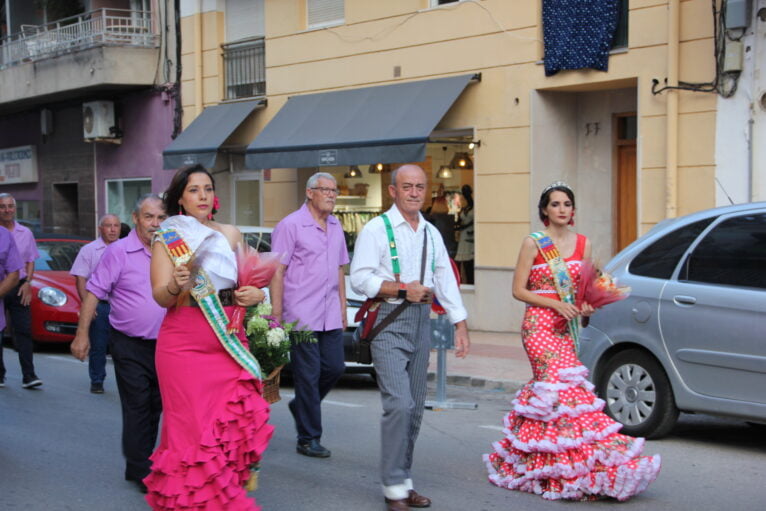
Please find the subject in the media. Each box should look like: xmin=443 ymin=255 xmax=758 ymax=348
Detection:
xmin=194 ymin=0 xmax=203 ymax=116
xmin=665 ymin=0 xmax=680 ymax=218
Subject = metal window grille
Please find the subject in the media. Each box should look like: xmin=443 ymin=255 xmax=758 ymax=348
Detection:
xmin=222 ymin=37 xmax=266 ymax=100
xmin=0 ymin=8 xmax=157 ymax=69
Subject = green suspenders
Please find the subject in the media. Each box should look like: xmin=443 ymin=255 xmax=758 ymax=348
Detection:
xmin=381 ymin=213 xmax=436 ymax=281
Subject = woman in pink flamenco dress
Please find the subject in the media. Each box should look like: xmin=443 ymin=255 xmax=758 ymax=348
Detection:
xmin=483 ymin=182 xmax=661 ymax=501
xmin=146 ymin=165 xmax=273 ymax=510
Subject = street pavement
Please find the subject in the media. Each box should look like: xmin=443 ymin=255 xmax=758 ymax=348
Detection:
xmin=427 ymin=330 xmax=531 ymax=392
xmin=1 ymin=346 xmax=764 ymax=511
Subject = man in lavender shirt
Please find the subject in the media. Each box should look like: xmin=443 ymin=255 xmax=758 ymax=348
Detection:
xmin=70 ymin=213 xmax=121 ymax=394
xmin=71 ymin=195 xmax=167 ymax=493
xmin=271 ymin=172 xmax=349 ymax=458
xmin=0 ymin=193 xmax=42 ymax=389
xmin=0 ymin=226 xmax=23 ymax=388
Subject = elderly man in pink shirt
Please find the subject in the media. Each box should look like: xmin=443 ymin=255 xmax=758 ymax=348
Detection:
xmin=0 ymin=226 xmax=23 ymax=388
xmin=271 ymin=172 xmax=349 ymax=458
xmin=70 ymin=213 xmax=121 ymax=394
xmin=0 ymin=193 xmax=42 ymax=389
xmin=71 ymin=195 xmax=167 ymax=493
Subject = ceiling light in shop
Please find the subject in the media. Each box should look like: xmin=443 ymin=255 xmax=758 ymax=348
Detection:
xmin=450 ymin=152 xmax=473 ymax=170
xmin=344 ymin=165 xmax=362 ymax=178
xmin=368 ymin=163 xmax=390 ymax=174
xmin=437 ymin=165 xmax=453 ymax=179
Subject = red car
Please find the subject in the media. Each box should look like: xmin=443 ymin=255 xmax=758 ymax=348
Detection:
xmin=27 ymin=235 xmax=89 ymax=343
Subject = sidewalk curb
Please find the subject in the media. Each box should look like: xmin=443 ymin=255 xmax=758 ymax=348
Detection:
xmin=427 ymin=372 xmax=524 ymax=393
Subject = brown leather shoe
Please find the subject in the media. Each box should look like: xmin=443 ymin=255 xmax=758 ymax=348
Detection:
xmin=407 ymin=490 xmax=431 ymax=508
xmin=384 ymin=497 xmax=410 ymax=511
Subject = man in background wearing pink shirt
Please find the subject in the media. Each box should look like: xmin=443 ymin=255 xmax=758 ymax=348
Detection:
xmin=0 ymin=193 xmax=42 ymax=389
xmin=71 ymin=195 xmax=167 ymax=493
xmin=271 ymin=172 xmax=349 ymax=458
xmin=0 ymin=226 xmax=23 ymax=388
xmin=70 ymin=213 xmax=121 ymax=394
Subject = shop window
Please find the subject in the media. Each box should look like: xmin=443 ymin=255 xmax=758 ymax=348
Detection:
xmin=106 ymin=178 xmax=152 ymax=225
xmin=233 ymin=174 xmax=262 ymax=226
xmin=307 ymin=0 xmax=344 ymax=29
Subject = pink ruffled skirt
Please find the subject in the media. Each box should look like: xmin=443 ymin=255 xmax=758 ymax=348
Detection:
xmin=483 ymin=306 xmax=660 ymax=501
xmin=145 ymin=306 xmax=273 ymax=510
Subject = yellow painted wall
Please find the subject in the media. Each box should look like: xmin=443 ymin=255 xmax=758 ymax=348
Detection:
xmin=179 ymin=0 xmax=720 ymax=331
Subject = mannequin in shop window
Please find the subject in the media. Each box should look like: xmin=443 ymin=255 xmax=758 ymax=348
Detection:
xmin=425 ymin=184 xmax=457 ymax=259
xmin=455 ymin=184 xmax=474 ymax=284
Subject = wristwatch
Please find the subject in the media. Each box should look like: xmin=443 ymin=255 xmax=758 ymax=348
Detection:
xmin=397 ymin=282 xmax=407 ymax=300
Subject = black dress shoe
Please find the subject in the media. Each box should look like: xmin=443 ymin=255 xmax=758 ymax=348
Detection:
xmin=296 ymin=439 xmax=331 ymax=458
xmin=90 ymin=383 xmax=104 ymax=394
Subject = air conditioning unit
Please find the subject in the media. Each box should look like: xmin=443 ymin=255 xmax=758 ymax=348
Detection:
xmin=82 ymin=100 xmax=116 ymax=139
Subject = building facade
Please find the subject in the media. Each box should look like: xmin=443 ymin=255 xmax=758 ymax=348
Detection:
xmin=0 ymin=0 xmax=179 ymax=236
xmin=175 ymin=0 xmax=759 ymax=332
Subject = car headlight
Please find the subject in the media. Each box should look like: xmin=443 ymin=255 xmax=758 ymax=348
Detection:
xmin=38 ymin=286 xmax=67 ymax=307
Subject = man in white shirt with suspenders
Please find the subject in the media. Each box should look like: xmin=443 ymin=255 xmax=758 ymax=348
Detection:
xmin=351 ymin=164 xmax=470 ymax=511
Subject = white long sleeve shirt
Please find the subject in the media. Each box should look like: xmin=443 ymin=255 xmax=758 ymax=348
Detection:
xmin=350 ymin=205 xmax=468 ymax=325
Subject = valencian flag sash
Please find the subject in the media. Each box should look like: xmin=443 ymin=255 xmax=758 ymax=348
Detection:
xmin=529 ymin=231 xmax=581 ymax=353
xmin=156 ymin=227 xmax=263 ymax=381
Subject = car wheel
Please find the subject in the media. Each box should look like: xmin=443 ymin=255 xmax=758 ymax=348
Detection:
xmin=597 ymin=349 xmax=679 ymax=439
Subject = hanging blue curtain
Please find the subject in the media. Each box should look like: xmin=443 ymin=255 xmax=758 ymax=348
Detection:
xmin=543 ymin=0 xmax=620 ymax=77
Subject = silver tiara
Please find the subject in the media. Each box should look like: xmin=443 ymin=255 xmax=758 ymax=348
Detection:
xmin=542 ymin=180 xmax=572 ymax=195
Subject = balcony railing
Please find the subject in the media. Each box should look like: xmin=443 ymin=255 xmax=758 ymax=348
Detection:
xmin=0 ymin=8 xmax=158 ymax=69
xmin=222 ymin=37 xmax=266 ymax=100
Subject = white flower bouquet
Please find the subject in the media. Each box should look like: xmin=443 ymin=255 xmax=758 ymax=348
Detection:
xmin=245 ymin=303 xmax=315 ymax=376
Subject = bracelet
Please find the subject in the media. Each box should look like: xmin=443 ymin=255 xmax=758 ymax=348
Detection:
xmin=166 ymin=284 xmax=180 ymax=296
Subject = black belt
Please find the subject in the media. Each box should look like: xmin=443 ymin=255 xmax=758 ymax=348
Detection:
xmin=190 ymin=289 xmax=234 ymax=307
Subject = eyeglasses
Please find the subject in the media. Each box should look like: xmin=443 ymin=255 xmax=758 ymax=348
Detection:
xmin=310 ymin=187 xmax=339 ymax=195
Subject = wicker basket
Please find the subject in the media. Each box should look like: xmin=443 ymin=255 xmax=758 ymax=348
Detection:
xmin=262 ymin=365 xmax=284 ymax=404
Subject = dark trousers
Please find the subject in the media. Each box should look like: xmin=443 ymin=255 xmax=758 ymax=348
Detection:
xmin=88 ymin=301 xmax=111 ymax=384
xmin=0 ymin=282 xmax=36 ymax=382
xmin=289 ymin=328 xmax=345 ymax=442
xmin=109 ymin=327 xmax=162 ymax=481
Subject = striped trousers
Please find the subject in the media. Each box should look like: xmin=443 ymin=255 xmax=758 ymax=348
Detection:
xmin=370 ymin=301 xmax=432 ymax=488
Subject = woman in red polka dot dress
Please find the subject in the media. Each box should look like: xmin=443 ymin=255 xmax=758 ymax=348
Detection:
xmin=483 ymin=182 xmax=660 ymax=501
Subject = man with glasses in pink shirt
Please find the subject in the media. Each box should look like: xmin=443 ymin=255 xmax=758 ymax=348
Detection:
xmin=0 ymin=193 xmax=42 ymax=389
xmin=271 ymin=172 xmax=349 ymax=458
xmin=71 ymin=194 xmax=167 ymax=493
xmin=70 ymin=213 xmax=121 ymax=394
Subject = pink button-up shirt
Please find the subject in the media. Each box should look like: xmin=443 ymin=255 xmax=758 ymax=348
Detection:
xmin=70 ymin=237 xmax=108 ymax=280
xmin=1 ymin=226 xmax=23 ymax=331
xmin=86 ymin=229 xmax=165 ymax=339
xmin=10 ymin=221 xmax=38 ymax=280
xmin=272 ymin=204 xmax=349 ymax=332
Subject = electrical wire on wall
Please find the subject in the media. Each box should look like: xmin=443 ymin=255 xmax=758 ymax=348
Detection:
xmin=652 ymin=0 xmax=742 ymax=98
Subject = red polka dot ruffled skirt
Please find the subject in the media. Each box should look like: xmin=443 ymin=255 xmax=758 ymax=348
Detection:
xmin=483 ymin=306 xmax=661 ymax=501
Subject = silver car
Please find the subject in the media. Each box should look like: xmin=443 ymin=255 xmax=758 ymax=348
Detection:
xmin=579 ymin=202 xmax=766 ymax=438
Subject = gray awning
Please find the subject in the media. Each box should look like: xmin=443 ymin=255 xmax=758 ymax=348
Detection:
xmin=245 ymin=74 xmax=476 ymax=169
xmin=163 ymin=100 xmax=264 ymax=169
